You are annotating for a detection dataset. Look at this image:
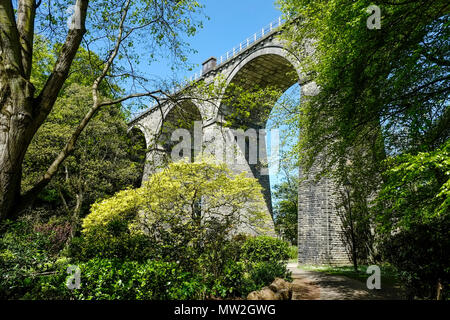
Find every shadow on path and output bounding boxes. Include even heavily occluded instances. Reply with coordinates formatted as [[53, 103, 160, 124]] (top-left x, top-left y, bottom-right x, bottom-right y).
[[287, 263, 405, 300]]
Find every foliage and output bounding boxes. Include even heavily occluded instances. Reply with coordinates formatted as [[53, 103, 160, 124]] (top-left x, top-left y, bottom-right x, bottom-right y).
[[273, 176, 298, 245], [70, 158, 283, 299], [204, 260, 253, 298], [30, 35, 115, 97], [0, 0, 206, 221], [278, 0, 449, 172], [22, 258, 204, 300], [288, 245, 298, 260], [68, 233, 155, 263], [22, 83, 145, 227], [220, 83, 286, 129], [199, 235, 292, 298], [242, 236, 290, 263], [0, 1, 296, 301], [2, 216, 291, 300], [248, 261, 292, 290], [193, 235, 292, 299], [336, 184, 376, 271], [379, 216, 450, 300], [374, 141, 450, 299], [374, 140, 450, 232], [0, 216, 70, 299], [277, 0, 449, 299], [73, 258, 202, 300], [45, 240, 291, 300], [240, 235, 293, 294]]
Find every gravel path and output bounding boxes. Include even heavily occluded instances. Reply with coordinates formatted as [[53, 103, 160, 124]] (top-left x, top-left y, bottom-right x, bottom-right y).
[[287, 263, 405, 300]]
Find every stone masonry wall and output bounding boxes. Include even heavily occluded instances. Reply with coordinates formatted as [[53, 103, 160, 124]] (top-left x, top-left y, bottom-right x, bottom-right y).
[[297, 165, 350, 265]]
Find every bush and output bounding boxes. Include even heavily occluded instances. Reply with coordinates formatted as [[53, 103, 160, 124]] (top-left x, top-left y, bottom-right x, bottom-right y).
[[0, 218, 61, 299], [380, 215, 450, 300], [20, 258, 206, 300], [288, 245, 298, 260], [21, 259, 75, 300], [238, 236, 292, 295], [67, 233, 156, 262], [3, 232, 293, 300], [50, 258, 204, 300], [248, 261, 292, 289], [78, 159, 271, 268], [242, 236, 290, 263], [206, 260, 250, 298]]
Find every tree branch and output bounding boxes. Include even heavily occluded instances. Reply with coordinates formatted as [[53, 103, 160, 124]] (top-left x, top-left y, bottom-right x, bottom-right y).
[[97, 90, 164, 107], [17, 0, 37, 79], [0, 0, 24, 75], [34, 0, 89, 125]]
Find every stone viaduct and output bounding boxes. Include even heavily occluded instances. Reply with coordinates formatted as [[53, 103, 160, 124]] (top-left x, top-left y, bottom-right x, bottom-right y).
[[128, 18, 349, 265]]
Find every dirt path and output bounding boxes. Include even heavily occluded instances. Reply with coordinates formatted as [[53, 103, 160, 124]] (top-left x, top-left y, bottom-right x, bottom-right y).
[[287, 263, 405, 300]]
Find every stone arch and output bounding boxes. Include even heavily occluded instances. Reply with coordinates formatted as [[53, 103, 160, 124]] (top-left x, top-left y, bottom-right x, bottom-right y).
[[154, 98, 206, 135], [225, 45, 303, 87], [154, 99, 204, 164], [214, 46, 303, 122], [127, 123, 151, 149]]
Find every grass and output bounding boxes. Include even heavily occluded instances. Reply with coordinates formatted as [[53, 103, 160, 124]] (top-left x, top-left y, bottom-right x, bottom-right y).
[[299, 264, 401, 288], [288, 245, 298, 261]]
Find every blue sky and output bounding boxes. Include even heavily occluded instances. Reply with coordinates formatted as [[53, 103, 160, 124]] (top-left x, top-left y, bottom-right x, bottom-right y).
[[148, 0, 283, 82], [184, 0, 283, 75]]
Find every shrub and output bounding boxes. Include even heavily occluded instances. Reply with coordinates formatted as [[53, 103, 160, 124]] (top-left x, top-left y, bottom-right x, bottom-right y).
[[70, 258, 204, 300], [380, 215, 450, 299], [206, 260, 260, 298], [248, 261, 292, 289], [79, 158, 271, 267], [67, 233, 156, 262], [4, 232, 293, 300], [288, 245, 298, 260], [21, 259, 75, 300], [20, 258, 206, 300], [238, 236, 292, 294], [0, 218, 59, 299], [242, 236, 290, 263]]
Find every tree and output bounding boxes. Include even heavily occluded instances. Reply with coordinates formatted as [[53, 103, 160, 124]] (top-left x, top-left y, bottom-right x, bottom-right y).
[[374, 141, 449, 299], [0, 0, 204, 221], [22, 83, 145, 235], [81, 156, 273, 270], [336, 182, 375, 272], [374, 140, 449, 233], [332, 139, 382, 271], [277, 0, 448, 175]]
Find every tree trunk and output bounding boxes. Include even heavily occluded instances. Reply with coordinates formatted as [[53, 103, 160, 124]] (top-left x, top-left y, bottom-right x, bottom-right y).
[[436, 279, 442, 300], [72, 190, 83, 230], [345, 188, 358, 272], [0, 74, 36, 221]]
